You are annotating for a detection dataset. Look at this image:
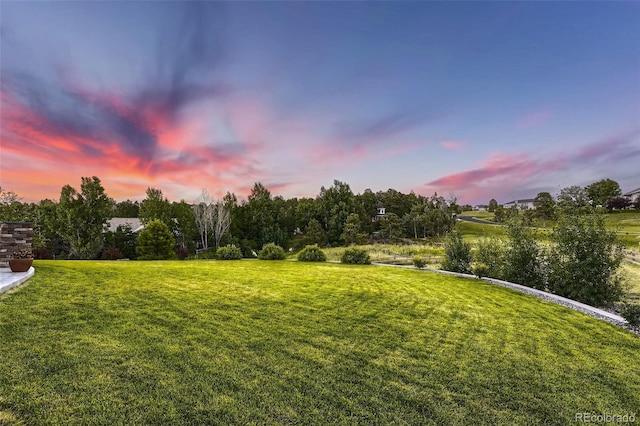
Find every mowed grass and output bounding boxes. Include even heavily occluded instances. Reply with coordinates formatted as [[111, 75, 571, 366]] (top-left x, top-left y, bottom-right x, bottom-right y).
[[457, 213, 640, 248], [605, 211, 640, 234], [1, 261, 639, 425]]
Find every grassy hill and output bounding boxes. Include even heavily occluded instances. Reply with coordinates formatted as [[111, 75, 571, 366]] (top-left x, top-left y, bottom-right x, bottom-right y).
[[459, 210, 640, 248], [1, 261, 638, 425]]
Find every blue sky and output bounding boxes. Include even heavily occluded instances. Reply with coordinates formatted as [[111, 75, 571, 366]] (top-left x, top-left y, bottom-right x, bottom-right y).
[[1, 1, 638, 204]]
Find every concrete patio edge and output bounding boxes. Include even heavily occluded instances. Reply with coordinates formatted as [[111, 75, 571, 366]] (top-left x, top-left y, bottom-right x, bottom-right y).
[[0, 267, 35, 295]]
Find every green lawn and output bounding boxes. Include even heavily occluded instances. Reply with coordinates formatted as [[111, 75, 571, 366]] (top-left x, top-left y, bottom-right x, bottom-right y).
[[1, 261, 639, 425], [605, 211, 640, 234], [456, 212, 640, 248], [455, 220, 507, 241], [622, 262, 640, 303]]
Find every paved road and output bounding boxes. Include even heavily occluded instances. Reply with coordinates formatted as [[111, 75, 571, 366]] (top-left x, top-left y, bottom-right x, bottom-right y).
[[457, 215, 502, 226]]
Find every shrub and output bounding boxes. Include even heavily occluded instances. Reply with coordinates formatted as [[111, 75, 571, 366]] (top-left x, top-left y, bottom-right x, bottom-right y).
[[441, 231, 472, 274], [341, 248, 371, 265], [217, 244, 243, 260], [136, 219, 176, 260], [239, 239, 258, 258], [475, 237, 506, 279], [102, 247, 124, 260], [258, 243, 286, 260], [413, 256, 426, 269], [473, 262, 489, 279], [621, 303, 640, 327], [174, 246, 190, 260], [503, 217, 546, 290], [197, 249, 217, 259], [104, 224, 137, 260], [298, 245, 327, 262], [547, 214, 624, 307], [32, 247, 52, 260]]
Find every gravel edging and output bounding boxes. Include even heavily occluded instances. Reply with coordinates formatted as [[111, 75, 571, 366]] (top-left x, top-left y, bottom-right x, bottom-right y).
[[371, 262, 639, 336]]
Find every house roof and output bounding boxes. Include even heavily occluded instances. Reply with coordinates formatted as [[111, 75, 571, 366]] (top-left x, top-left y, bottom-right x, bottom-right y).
[[503, 199, 535, 204], [107, 218, 144, 233], [623, 187, 640, 196]]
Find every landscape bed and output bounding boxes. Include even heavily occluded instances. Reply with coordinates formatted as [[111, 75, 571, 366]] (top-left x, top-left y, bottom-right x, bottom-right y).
[[0, 261, 638, 425]]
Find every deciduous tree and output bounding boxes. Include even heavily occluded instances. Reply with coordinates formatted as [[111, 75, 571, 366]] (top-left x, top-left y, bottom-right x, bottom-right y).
[[139, 188, 172, 228], [533, 191, 556, 225], [57, 177, 114, 259], [586, 178, 621, 207], [548, 213, 624, 306]]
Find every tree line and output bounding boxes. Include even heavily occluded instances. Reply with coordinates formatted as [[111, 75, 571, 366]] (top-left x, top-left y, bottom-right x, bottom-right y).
[[0, 177, 460, 260], [485, 178, 638, 225]]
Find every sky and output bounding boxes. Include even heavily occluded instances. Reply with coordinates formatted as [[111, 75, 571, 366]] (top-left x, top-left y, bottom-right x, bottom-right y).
[[1, 1, 639, 205]]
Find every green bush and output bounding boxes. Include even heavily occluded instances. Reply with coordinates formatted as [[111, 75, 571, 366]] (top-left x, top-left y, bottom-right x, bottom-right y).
[[441, 231, 472, 274], [547, 214, 624, 306], [341, 248, 371, 265], [258, 243, 286, 260], [413, 256, 426, 269], [621, 303, 640, 327], [216, 244, 243, 260], [475, 237, 506, 279], [473, 262, 489, 279], [197, 249, 217, 259], [297, 245, 327, 262], [239, 239, 258, 258], [503, 217, 546, 290]]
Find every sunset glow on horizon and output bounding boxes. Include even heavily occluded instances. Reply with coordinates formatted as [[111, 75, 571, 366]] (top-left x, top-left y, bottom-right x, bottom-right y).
[[1, 2, 638, 204]]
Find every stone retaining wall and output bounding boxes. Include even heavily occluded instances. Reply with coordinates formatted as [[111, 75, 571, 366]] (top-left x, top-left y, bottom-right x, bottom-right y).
[[0, 222, 33, 268]]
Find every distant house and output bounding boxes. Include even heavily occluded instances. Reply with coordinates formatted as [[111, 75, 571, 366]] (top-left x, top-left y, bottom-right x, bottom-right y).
[[623, 187, 640, 203], [473, 205, 488, 211], [502, 199, 535, 210], [107, 218, 144, 233], [372, 206, 386, 222]]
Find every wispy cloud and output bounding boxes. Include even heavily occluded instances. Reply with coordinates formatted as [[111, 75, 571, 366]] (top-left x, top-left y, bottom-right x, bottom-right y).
[[0, 3, 255, 201], [439, 140, 466, 151], [424, 130, 640, 204]]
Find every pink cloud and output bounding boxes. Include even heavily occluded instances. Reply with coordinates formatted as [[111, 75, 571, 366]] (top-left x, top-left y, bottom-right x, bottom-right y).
[[424, 130, 640, 204], [439, 140, 466, 151]]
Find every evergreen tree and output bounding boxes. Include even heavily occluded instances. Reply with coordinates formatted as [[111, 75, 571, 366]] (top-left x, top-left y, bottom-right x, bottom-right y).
[[341, 213, 367, 245], [139, 188, 172, 228], [136, 219, 175, 260], [302, 219, 327, 247], [379, 212, 403, 240]]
